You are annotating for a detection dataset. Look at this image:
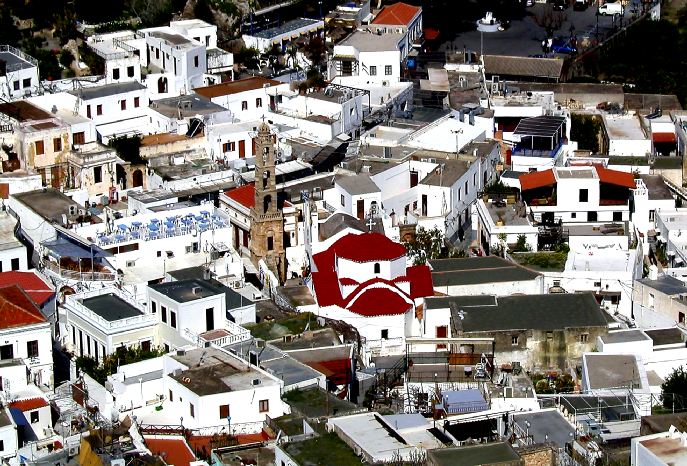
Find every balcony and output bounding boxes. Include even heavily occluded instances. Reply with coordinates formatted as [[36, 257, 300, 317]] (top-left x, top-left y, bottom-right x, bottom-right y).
[[207, 48, 233, 72], [43, 260, 116, 282], [65, 288, 156, 331], [183, 321, 251, 348]]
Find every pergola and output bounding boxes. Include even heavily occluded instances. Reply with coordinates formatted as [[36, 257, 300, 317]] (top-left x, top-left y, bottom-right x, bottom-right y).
[[513, 115, 566, 153]]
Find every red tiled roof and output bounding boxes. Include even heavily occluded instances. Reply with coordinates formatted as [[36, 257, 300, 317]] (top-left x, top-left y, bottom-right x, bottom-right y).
[[595, 166, 636, 189], [145, 437, 196, 466], [324, 232, 407, 264], [347, 287, 412, 316], [0, 285, 46, 329], [519, 169, 556, 191], [308, 359, 352, 385], [10, 397, 48, 412], [0, 271, 53, 306], [372, 2, 421, 26], [224, 183, 255, 209], [311, 271, 343, 307], [406, 265, 434, 298], [653, 132, 677, 143], [339, 277, 358, 286], [194, 77, 281, 99]]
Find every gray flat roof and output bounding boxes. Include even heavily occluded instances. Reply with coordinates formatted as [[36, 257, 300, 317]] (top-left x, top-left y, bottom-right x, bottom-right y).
[[645, 328, 686, 346], [260, 356, 322, 387], [640, 174, 674, 201], [420, 159, 470, 187], [335, 174, 380, 195], [637, 275, 687, 296], [430, 256, 540, 287], [14, 188, 100, 224], [338, 30, 403, 52], [512, 411, 574, 448], [70, 82, 146, 100], [150, 279, 224, 303], [428, 442, 520, 466], [601, 330, 650, 344], [150, 95, 226, 119], [81, 293, 143, 321], [585, 354, 640, 390], [150, 31, 193, 46], [0, 51, 34, 70], [252, 18, 321, 39], [427, 293, 608, 332]]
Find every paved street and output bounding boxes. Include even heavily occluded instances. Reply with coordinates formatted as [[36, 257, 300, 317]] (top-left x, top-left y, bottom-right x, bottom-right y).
[[442, 3, 630, 57]]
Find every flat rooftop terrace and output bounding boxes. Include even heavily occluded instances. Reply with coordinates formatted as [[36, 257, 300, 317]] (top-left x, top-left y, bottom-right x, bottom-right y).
[[81, 293, 144, 321]]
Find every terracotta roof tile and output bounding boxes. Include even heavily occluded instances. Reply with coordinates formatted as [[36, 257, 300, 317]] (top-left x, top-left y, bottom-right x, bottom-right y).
[[0, 285, 46, 329], [519, 169, 556, 191], [595, 166, 636, 189], [194, 77, 281, 99], [406, 265, 434, 298], [652, 132, 677, 143], [10, 397, 48, 412], [372, 2, 421, 26], [324, 232, 407, 264], [145, 437, 196, 466], [0, 271, 53, 306], [224, 183, 255, 209]]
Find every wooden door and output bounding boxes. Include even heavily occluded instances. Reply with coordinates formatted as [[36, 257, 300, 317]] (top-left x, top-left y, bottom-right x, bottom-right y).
[[436, 326, 447, 350], [51, 166, 61, 189], [356, 199, 364, 220], [238, 140, 245, 158]]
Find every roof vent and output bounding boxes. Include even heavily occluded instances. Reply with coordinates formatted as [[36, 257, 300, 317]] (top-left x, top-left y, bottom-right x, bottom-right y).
[[251, 378, 261, 385], [192, 286, 202, 295]]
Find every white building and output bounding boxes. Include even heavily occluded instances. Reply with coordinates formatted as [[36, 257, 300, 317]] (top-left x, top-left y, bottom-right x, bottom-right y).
[[0, 285, 53, 389], [309, 232, 433, 362], [330, 30, 405, 84], [632, 175, 675, 253], [87, 32, 143, 85], [519, 166, 635, 226], [162, 347, 285, 430], [656, 209, 687, 267], [369, 2, 423, 57], [242, 18, 324, 53], [0, 45, 39, 101], [69, 82, 150, 142], [631, 426, 687, 466], [602, 112, 652, 157], [62, 287, 158, 359], [194, 76, 290, 122], [0, 407, 18, 462]]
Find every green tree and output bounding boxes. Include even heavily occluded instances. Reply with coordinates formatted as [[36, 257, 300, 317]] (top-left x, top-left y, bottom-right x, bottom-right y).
[[571, 114, 601, 153], [403, 226, 465, 265], [234, 47, 259, 70], [59, 49, 75, 69], [662, 366, 687, 411], [77, 345, 166, 385]]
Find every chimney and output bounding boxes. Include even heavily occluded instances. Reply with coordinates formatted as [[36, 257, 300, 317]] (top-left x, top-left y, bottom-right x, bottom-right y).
[[649, 265, 658, 281]]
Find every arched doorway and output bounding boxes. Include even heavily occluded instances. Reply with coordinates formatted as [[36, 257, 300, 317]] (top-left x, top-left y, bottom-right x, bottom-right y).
[[157, 77, 168, 94], [116, 164, 127, 189], [132, 169, 143, 188]]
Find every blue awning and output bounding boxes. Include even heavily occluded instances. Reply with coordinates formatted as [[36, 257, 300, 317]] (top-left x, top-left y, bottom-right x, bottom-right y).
[[42, 237, 112, 259]]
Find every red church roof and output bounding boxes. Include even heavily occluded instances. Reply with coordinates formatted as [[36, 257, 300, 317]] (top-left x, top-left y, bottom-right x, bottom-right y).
[[519, 169, 556, 191], [0, 271, 53, 306], [0, 285, 46, 330], [406, 265, 434, 298], [595, 166, 637, 189], [653, 132, 677, 143], [372, 2, 421, 26], [316, 232, 407, 266], [224, 183, 255, 209], [10, 397, 48, 412], [347, 287, 412, 316]]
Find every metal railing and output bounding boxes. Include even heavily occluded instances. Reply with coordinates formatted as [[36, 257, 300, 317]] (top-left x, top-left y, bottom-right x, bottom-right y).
[[43, 260, 116, 282], [65, 288, 156, 331], [183, 322, 251, 348], [0, 45, 38, 70]]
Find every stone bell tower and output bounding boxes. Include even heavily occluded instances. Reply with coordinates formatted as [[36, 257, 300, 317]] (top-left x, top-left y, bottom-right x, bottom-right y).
[[249, 122, 285, 282]]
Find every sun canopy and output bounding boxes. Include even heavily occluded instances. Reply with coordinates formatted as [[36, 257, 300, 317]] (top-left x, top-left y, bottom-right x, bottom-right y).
[[42, 237, 112, 259], [514, 115, 566, 138]]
